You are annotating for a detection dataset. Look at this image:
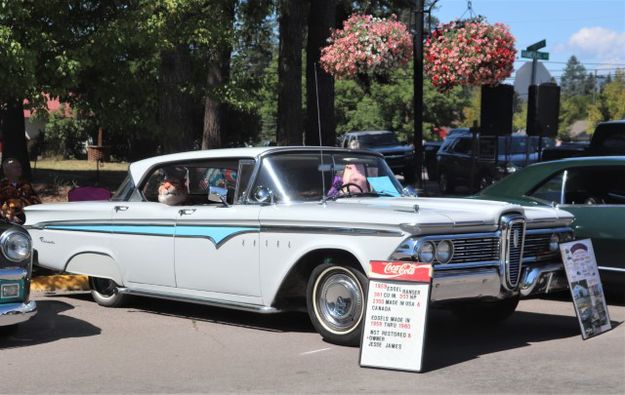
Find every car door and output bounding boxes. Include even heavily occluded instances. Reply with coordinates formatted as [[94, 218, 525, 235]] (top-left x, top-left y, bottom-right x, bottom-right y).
[[109, 201, 178, 287], [173, 159, 262, 297], [558, 166, 625, 285]]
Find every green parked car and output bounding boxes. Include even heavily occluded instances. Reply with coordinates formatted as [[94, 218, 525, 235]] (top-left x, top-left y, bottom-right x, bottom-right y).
[[476, 156, 625, 294]]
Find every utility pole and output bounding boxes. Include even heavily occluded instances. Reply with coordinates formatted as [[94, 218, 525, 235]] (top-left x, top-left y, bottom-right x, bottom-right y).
[[413, 0, 424, 186]]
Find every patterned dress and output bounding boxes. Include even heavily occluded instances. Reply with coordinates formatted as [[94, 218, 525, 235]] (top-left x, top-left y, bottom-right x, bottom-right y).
[[0, 178, 41, 224]]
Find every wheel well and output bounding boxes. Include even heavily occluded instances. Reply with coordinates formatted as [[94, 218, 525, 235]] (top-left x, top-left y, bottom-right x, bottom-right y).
[[271, 249, 363, 310]]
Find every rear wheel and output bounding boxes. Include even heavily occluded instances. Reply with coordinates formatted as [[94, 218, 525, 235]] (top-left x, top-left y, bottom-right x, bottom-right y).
[[451, 297, 519, 323], [89, 277, 128, 307], [306, 263, 367, 346]]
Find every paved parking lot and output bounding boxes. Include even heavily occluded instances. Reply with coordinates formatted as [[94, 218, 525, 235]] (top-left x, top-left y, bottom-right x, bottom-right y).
[[1, 293, 623, 394]]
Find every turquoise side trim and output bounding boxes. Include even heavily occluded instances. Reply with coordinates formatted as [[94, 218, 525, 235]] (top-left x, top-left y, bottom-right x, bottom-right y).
[[175, 226, 257, 244], [47, 224, 174, 236], [45, 224, 258, 246]]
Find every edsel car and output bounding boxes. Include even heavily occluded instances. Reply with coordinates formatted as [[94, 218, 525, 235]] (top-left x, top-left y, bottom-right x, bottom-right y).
[[26, 147, 574, 345], [0, 222, 37, 334]]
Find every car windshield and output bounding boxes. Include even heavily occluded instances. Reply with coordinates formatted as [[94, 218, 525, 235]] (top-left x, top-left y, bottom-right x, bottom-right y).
[[251, 152, 402, 203], [359, 133, 399, 147]]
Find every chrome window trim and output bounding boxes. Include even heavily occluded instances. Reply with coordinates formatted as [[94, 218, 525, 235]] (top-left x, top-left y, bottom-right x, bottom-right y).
[[597, 266, 625, 273]]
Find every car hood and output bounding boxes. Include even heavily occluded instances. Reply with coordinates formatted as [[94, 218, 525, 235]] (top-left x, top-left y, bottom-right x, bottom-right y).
[[259, 197, 574, 236]]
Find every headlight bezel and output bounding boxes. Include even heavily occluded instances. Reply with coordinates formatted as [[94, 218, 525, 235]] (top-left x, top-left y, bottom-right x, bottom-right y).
[[435, 240, 454, 264], [415, 240, 435, 263], [0, 229, 32, 263]]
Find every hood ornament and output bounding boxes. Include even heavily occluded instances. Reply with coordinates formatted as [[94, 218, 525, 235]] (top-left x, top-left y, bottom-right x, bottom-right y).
[[414, 204, 419, 213]]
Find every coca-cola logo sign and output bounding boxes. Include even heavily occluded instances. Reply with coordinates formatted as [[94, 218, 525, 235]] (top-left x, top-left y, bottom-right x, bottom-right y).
[[370, 260, 432, 282]]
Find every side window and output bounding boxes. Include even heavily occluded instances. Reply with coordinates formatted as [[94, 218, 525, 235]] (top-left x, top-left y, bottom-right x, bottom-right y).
[[452, 138, 472, 155], [564, 166, 625, 205], [528, 171, 564, 204], [141, 160, 242, 206]]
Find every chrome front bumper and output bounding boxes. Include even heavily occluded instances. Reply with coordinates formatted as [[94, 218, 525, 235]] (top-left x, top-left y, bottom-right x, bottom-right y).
[[430, 262, 568, 303], [0, 300, 37, 326]]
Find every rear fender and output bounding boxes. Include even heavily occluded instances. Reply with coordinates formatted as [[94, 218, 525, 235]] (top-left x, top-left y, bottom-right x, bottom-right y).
[[65, 252, 123, 285]]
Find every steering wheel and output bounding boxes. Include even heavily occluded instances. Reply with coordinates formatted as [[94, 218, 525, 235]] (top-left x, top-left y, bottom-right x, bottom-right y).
[[340, 182, 364, 196]]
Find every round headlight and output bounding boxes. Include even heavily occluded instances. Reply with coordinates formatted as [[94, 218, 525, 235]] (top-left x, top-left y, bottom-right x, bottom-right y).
[[436, 240, 454, 264], [549, 233, 560, 252], [1, 230, 32, 262], [415, 241, 435, 263]]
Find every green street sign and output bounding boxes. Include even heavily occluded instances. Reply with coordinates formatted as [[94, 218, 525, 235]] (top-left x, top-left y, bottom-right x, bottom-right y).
[[521, 50, 549, 60], [526, 39, 546, 51]]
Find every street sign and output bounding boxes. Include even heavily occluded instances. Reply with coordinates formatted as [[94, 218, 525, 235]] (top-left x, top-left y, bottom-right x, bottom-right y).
[[521, 50, 549, 60], [526, 39, 546, 51]]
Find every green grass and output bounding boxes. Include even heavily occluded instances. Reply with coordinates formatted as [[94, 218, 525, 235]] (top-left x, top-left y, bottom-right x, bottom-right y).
[[31, 159, 128, 172]]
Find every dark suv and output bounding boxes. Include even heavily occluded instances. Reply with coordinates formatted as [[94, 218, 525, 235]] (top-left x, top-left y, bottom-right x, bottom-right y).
[[339, 130, 417, 182], [436, 133, 554, 193]]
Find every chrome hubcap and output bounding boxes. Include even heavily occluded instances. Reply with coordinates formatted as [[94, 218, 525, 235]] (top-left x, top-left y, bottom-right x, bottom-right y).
[[315, 270, 363, 334]]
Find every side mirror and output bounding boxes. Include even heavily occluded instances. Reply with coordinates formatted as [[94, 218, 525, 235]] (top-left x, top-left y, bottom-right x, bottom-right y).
[[253, 186, 274, 204], [208, 186, 229, 206], [401, 186, 418, 197]]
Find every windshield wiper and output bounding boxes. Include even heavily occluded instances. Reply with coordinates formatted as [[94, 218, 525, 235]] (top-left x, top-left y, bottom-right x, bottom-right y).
[[323, 191, 396, 203]]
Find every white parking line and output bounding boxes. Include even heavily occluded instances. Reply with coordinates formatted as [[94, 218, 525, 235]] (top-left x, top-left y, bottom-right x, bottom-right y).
[[299, 347, 332, 356]]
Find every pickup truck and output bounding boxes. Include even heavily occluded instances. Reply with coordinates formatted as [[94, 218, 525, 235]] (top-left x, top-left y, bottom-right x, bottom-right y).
[[542, 120, 625, 161]]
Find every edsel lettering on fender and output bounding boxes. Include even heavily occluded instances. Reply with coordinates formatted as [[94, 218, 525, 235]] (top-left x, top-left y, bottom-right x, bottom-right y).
[[25, 146, 575, 346]]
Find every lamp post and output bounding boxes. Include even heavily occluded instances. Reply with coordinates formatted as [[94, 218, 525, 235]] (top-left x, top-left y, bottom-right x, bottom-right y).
[[413, 0, 425, 186]]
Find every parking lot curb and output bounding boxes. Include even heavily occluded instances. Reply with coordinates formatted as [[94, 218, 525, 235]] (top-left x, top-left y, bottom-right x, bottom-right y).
[[31, 275, 90, 292]]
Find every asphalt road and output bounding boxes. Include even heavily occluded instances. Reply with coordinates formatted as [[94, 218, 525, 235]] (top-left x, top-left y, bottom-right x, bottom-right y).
[[1, 293, 623, 394]]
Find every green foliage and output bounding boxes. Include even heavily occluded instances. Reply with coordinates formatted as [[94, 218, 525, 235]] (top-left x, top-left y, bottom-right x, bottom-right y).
[[41, 112, 91, 159], [560, 56, 594, 97], [335, 66, 469, 142], [587, 69, 625, 128]]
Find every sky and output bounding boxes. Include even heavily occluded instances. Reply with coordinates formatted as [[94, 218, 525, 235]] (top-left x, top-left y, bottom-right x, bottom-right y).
[[433, 0, 625, 82]]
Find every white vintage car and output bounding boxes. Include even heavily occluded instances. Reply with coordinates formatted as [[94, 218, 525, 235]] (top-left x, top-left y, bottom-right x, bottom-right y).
[[26, 147, 574, 345]]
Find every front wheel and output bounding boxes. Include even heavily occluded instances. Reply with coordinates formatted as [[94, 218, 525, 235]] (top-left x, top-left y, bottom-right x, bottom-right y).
[[89, 277, 128, 307], [306, 264, 368, 346]]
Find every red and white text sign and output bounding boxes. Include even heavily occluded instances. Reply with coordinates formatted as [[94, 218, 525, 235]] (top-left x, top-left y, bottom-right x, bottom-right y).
[[360, 261, 432, 373]]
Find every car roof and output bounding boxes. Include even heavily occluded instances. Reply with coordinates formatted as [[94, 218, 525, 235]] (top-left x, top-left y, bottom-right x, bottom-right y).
[[599, 119, 625, 125], [478, 156, 625, 198], [128, 146, 382, 183], [346, 130, 394, 136]]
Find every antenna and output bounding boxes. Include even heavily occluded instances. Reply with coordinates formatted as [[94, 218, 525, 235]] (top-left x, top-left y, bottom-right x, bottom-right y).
[[314, 63, 327, 199]]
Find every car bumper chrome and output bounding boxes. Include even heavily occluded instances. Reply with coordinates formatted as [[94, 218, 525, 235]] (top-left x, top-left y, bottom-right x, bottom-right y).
[[0, 300, 37, 326], [430, 261, 568, 303]]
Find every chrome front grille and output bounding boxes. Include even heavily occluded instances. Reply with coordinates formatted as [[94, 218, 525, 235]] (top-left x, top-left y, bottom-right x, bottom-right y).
[[501, 215, 526, 290], [450, 237, 500, 263]]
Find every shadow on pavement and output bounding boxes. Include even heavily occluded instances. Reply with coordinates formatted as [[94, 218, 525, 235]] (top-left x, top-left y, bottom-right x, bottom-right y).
[[0, 300, 101, 349], [91, 294, 316, 334], [424, 308, 621, 371]]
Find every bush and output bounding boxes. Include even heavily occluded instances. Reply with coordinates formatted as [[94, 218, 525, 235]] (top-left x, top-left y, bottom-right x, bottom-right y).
[[41, 112, 91, 159]]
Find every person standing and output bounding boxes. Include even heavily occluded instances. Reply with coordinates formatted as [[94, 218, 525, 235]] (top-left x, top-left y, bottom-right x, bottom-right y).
[[0, 158, 41, 224]]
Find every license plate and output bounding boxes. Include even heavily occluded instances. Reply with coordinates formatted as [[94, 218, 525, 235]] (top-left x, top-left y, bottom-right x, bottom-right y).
[[1, 283, 20, 298]]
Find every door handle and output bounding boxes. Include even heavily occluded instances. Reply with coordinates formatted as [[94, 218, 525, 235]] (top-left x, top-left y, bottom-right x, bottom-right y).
[[179, 208, 196, 216], [115, 206, 129, 212]]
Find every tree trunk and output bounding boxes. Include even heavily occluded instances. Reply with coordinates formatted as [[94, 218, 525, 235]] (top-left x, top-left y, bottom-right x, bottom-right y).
[[158, 45, 196, 153], [305, 0, 337, 147], [277, 0, 304, 146], [202, 1, 235, 150], [0, 99, 32, 180]]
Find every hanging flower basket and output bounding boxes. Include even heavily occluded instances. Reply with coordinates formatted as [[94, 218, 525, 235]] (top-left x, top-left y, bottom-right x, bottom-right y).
[[424, 17, 516, 92], [320, 14, 413, 81]]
